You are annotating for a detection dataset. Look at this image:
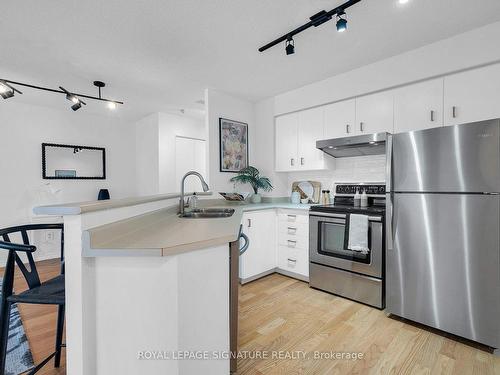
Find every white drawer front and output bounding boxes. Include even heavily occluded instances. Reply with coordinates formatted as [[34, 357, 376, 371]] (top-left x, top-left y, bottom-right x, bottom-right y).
[[278, 235, 309, 250], [278, 211, 309, 224], [277, 246, 309, 277], [278, 221, 309, 238]]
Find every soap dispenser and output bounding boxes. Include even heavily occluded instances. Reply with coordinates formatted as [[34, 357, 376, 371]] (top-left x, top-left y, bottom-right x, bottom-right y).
[[361, 189, 368, 207], [354, 188, 361, 207]]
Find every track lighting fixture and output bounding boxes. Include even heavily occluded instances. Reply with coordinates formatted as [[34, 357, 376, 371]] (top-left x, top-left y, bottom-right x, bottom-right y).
[[259, 0, 361, 54], [0, 80, 22, 99], [336, 11, 347, 32], [285, 36, 295, 55], [0, 78, 123, 110], [60, 86, 86, 111]]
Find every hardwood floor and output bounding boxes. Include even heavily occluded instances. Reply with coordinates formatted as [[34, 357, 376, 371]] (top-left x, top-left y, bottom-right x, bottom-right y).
[[4, 262, 500, 374], [237, 273, 500, 375]]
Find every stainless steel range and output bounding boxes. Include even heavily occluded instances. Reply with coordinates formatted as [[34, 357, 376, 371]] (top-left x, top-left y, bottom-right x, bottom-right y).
[[309, 183, 386, 309]]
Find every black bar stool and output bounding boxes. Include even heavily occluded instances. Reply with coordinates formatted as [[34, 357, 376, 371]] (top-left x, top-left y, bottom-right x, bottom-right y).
[[0, 224, 65, 375]]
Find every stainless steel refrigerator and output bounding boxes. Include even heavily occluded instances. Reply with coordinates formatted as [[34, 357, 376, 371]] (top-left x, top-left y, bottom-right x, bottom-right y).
[[386, 119, 500, 350]]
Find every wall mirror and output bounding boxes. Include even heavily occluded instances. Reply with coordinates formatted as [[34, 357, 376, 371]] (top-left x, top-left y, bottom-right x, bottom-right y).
[[42, 143, 106, 179]]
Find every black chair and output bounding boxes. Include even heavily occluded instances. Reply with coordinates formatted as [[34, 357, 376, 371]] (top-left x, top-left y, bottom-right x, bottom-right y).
[[0, 224, 65, 375]]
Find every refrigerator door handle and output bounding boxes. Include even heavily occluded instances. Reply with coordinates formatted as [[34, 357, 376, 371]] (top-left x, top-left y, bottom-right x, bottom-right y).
[[386, 193, 394, 252], [385, 134, 393, 194]]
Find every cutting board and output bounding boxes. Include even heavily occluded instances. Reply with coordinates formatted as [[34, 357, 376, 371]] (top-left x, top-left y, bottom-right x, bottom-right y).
[[291, 181, 321, 203]]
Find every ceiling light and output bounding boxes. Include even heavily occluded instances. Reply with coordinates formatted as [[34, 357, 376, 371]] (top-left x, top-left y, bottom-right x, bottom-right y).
[[399, 0, 409, 3], [285, 36, 295, 55], [336, 11, 347, 32], [0, 80, 22, 99], [60, 86, 86, 111], [71, 102, 82, 111], [107, 101, 117, 110]]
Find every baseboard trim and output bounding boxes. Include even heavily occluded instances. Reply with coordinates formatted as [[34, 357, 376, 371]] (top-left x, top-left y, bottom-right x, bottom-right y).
[[240, 268, 309, 284]]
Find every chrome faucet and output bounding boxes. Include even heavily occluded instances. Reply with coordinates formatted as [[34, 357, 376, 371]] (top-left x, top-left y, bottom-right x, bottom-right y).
[[179, 171, 210, 216]]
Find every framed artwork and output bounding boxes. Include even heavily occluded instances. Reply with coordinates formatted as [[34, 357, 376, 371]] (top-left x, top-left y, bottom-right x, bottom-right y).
[[219, 118, 248, 173]]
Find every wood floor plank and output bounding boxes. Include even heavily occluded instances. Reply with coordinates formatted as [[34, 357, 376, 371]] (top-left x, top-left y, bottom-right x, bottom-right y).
[[3, 263, 500, 375]]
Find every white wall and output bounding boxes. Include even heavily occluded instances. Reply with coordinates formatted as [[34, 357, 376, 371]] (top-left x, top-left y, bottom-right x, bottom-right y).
[[254, 97, 288, 197], [205, 89, 256, 194], [158, 112, 207, 193], [275, 21, 500, 115], [135, 112, 206, 195], [0, 101, 136, 259]]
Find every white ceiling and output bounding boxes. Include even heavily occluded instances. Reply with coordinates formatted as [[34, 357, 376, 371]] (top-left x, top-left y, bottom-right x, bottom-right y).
[[2, 0, 500, 121]]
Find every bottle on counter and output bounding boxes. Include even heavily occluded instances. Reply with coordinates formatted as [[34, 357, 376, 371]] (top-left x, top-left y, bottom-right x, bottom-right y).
[[360, 189, 368, 207], [325, 190, 331, 205], [189, 192, 198, 210], [354, 188, 361, 207]]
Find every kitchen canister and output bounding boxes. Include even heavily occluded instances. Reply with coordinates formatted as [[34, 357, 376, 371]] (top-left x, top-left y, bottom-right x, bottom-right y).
[[291, 191, 301, 204]]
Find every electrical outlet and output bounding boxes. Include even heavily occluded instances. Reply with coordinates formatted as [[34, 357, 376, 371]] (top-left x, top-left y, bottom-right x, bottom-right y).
[[46, 231, 55, 242]]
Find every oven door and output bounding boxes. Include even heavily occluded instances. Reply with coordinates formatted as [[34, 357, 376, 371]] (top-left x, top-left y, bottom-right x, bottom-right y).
[[309, 213, 383, 278]]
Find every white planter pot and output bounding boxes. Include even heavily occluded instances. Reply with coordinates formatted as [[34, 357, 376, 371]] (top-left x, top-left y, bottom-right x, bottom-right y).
[[250, 193, 262, 204]]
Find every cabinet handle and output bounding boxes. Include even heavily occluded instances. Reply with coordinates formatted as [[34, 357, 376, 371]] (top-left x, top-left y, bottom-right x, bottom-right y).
[[452, 106, 457, 118], [346, 124, 350, 134], [287, 258, 297, 263], [360, 122, 364, 132], [300, 157, 304, 166], [287, 214, 296, 220], [287, 227, 297, 234], [430, 110, 435, 122], [247, 218, 251, 228], [287, 240, 297, 247], [290, 158, 295, 166]]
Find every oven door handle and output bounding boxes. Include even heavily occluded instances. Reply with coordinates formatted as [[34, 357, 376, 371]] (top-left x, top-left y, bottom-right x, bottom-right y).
[[310, 212, 382, 222]]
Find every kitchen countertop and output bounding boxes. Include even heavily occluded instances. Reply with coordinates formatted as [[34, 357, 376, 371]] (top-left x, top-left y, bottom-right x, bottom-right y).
[[82, 199, 312, 257], [32, 191, 213, 216]]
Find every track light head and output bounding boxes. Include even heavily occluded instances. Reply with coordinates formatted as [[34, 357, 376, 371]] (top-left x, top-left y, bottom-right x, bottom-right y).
[[285, 36, 295, 55], [66, 93, 79, 104], [336, 11, 347, 32], [71, 101, 82, 111], [0, 80, 22, 99], [107, 101, 117, 110]]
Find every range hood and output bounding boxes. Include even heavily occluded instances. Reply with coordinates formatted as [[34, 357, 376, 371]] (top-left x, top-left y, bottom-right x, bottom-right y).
[[316, 132, 388, 158]]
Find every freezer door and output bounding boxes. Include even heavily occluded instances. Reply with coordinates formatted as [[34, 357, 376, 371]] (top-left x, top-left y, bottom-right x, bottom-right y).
[[392, 119, 500, 193], [387, 193, 500, 348]]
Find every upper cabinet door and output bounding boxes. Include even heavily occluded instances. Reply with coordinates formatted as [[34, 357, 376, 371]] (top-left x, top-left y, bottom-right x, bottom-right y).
[[275, 113, 298, 172], [444, 63, 500, 126], [356, 91, 394, 134], [324, 99, 356, 139], [298, 107, 325, 170], [394, 78, 444, 133]]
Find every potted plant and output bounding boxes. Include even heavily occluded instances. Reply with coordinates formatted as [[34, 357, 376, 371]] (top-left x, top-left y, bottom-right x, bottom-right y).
[[230, 166, 273, 203]]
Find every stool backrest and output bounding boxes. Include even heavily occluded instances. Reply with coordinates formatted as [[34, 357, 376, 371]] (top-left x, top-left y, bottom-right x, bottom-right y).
[[0, 224, 64, 298]]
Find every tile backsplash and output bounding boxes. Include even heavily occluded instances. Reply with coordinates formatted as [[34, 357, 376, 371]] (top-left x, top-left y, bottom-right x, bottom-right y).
[[287, 155, 386, 195]]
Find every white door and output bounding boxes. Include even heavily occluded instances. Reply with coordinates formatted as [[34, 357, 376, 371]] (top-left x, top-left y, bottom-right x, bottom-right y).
[[175, 137, 207, 192], [394, 78, 444, 133], [239, 210, 276, 281], [275, 113, 298, 172], [444, 63, 500, 126], [324, 99, 356, 139], [297, 107, 325, 170], [356, 91, 394, 134]]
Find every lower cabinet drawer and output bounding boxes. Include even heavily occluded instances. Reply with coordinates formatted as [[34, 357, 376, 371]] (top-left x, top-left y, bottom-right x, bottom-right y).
[[277, 246, 308, 277], [277, 235, 308, 250]]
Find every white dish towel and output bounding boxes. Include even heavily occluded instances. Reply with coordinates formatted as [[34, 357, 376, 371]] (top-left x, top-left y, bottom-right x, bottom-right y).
[[347, 214, 370, 254]]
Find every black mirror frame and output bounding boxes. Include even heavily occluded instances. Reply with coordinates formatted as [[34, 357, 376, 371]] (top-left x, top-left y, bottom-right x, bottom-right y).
[[41, 143, 106, 180]]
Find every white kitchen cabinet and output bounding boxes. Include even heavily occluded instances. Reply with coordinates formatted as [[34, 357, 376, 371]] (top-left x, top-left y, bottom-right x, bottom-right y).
[[297, 107, 325, 170], [239, 210, 277, 282], [444, 63, 500, 126], [175, 136, 207, 192], [275, 108, 325, 172], [394, 78, 444, 133], [324, 99, 356, 139], [275, 113, 298, 172], [276, 210, 309, 279], [355, 91, 394, 134]]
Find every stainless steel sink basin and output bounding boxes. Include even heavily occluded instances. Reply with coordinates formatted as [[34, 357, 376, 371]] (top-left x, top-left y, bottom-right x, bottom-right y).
[[179, 208, 235, 219]]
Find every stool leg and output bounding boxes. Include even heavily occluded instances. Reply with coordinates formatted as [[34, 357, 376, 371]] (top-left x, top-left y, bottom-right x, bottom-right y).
[[54, 305, 65, 368], [0, 301, 12, 375]]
